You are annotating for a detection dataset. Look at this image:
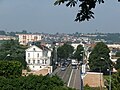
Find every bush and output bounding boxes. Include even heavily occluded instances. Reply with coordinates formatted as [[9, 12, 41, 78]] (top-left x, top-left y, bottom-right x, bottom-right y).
[[0, 61, 22, 78]]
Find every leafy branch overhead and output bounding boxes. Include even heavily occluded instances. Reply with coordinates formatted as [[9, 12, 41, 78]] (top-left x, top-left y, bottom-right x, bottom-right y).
[[54, 0, 105, 22]]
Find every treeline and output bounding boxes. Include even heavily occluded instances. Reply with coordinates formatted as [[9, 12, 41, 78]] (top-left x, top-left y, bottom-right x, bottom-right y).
[[0, 60, 75, 90], [0, 30, 41, 36], [95, 33, 120, 44], [0, 74, 76, 90], [0, 30, 28, 36], [0, 64, 75, 90]]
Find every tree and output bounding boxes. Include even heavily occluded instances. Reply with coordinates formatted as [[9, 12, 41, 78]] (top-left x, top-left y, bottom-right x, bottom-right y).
[[0, 74, 75, 90], [88, 42, 112, 73], [7, 31, 16, 36], [115, 51, 120, 57], [0, 61, 22, 78], [22, 30, 27, 34], [0, 39, 28, 68], [114, 58, 120, 70], [111, 69, 120, 90], [0, 30, 6, 35], [57, 43, 74, 60], [54, 0, 119, 22], [73, 44, 84, 62]]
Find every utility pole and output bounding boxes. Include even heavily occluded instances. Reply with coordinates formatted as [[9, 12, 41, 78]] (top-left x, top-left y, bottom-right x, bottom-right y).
[[100, 67, 102, 90], [101, 57, 111, 90]]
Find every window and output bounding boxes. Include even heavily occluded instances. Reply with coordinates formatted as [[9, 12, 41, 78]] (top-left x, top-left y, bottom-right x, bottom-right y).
[[28, 53, 30, 57], [23, 41, 25, 43], [34, 36, 38, 40], [37, 53, 39, 57], [45, 60, 47, 64], [28, 60, 30, 63], [33, 48, 35, 51], [42, 60, 44, 64], [37, 60, 40, 64], [23, 36, 26, 39], [33, 60, 35, 64]]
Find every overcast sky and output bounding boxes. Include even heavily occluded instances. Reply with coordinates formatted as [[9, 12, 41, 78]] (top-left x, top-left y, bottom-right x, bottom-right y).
[[0, 0, 119, 34]]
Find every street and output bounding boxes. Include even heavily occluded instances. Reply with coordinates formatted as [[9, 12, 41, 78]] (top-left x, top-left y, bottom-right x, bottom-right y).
[[53, 65, 82, 90]]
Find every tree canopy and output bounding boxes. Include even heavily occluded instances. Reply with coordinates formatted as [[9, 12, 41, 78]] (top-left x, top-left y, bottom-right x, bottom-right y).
[[73, 44, 84, 62], [57, 43, 74, 60], [0, 75, 75, 90], [54, 0, 119, 22], [115, 51, 120, 57], [0, 61, 22, 78], [88, 42, 112, 73], [0, 39, 28, 68], [111, 69, 120, 90], [114, 58, 120, 70]]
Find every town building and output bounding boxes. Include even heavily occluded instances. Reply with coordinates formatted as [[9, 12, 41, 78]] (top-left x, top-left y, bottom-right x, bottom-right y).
[[16, 34, 42, 45], [25, 45, 52, 75], [0, 35, 16, 40]]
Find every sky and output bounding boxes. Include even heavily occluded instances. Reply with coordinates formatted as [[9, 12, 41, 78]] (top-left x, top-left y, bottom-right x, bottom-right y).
[[0, 0, 119, 34]]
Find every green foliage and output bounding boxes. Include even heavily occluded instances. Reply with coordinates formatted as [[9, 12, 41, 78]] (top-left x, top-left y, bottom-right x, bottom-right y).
[[95, 33, 120, 44], [0, 61, 22, 78], [116, 52, 120, 57], [88, 42, 112, 73], [84, 84, 106, 90], [0, 39, 28, 68], [57, 43, 74, 60], [111, 70, 120, 90], [0, 75, 75, 90], [114, 58, 120, 70], [54, 0, 105, 22], [0, 30, 6, 35], [84, 84, 97, 90], [73, 44, 84, 62]]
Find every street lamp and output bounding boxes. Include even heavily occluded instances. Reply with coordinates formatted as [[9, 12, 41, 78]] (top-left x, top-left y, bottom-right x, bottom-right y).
[[101, 57, 111, 90], [3, 54, 10, 60], [80, 50, 85, 90]]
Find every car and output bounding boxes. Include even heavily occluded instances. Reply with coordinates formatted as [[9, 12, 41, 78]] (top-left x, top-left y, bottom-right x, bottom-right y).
[[61, 66, 66, 71], [72, 65, 77, 69]]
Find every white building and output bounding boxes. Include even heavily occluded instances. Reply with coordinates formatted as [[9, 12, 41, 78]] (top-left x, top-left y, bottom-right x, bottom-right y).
[[25, 45, 52, 72], [107, 44, 120, 49], [107, 44, 120, 62], [17, 34, 42, 45], [0, 35, 16, 40]]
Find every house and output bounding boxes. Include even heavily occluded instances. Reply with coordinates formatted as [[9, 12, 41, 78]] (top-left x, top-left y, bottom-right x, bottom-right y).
[[25, 45, 52, 74]]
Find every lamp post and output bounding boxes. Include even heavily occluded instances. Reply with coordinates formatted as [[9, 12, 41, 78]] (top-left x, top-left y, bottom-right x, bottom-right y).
[[80, 50, 84, 90], [101, 57, 111, 90], [3, 54, 10, 60], [80, 50, 84, 64]]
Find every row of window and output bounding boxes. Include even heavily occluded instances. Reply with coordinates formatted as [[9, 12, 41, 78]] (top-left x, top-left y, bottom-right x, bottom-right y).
[[23, 36, 38, 40], [28, 52, 47, 57], [28, 59, 47, 64], [32, 66, 42, 68], [28, 53, 40, 57]]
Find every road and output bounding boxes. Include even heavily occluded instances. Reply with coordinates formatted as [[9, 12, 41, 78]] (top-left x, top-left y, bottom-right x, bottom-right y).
[[53, 65, 82, 90], [68, 68, 82, 90]]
